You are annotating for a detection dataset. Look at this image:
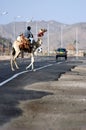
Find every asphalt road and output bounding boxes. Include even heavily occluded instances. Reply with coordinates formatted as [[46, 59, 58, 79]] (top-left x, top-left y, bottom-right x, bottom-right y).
[[0, 56, 56, 82], [0, 56, 84, 130], [0, 56, 77, 85]]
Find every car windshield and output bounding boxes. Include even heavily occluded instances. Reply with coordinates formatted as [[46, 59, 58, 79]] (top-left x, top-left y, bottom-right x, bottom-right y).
[[57, 48, 66, 52]]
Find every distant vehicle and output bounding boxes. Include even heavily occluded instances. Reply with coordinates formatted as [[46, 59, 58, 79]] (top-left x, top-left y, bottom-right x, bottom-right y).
[[56, 48, 67, 60]]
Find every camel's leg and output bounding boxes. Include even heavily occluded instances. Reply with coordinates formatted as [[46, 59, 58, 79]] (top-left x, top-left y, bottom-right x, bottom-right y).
[[11, 57, 19, 71], [31, 53, 34, 70], [13, 51, 20, 69], [14, 58, 19, 69], [13, 51, 20, 60], [10, 50, 20, 71], [26, 53, 34, 70], [10, 56, 15, 71], [26, 62, 33, 70]]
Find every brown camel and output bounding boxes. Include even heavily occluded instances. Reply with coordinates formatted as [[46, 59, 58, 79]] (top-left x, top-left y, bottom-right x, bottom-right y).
[[10, 29, 47, 71]]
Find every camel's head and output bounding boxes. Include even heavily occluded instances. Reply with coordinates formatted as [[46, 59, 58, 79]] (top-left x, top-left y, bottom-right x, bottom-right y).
[[37, 28, 47, 37], [41, 28, 47, 33]]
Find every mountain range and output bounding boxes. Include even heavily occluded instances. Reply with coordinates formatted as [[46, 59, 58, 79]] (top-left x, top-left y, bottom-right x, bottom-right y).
[[0, 20, 86, 52]]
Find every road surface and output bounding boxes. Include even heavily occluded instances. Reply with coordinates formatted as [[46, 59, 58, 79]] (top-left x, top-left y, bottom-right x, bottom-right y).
[[0, 56, 86, 130]]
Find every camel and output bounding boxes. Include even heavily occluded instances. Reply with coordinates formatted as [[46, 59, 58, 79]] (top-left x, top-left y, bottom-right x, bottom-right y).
[[10, 28, 47, 71]]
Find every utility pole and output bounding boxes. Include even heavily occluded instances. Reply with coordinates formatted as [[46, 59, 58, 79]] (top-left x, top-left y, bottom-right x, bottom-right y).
[[60, 25, 63, 48], [75, 27, 79, 59], [47, 23, 50, 56]]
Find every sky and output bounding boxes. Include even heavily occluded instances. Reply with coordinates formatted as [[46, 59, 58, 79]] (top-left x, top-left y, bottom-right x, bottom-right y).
[[0, 0, 86, 25]]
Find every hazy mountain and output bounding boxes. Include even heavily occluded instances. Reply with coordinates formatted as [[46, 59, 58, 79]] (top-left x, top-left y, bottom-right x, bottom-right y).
[[0, 20, 86, 52]]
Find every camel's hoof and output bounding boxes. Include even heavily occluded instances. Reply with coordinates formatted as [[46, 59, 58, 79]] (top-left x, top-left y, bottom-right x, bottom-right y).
[[26, 67, 28, 70], [33, 69, 36, 72], [12, 68, 15, 71]]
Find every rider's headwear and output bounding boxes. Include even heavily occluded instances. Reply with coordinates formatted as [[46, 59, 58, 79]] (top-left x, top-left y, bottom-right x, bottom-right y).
[[27, 26, 31, 30]]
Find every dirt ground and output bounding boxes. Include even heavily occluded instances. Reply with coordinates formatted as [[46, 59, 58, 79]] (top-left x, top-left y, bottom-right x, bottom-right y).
[[0, 62, 86, 130], [0, 56, 10, 60]]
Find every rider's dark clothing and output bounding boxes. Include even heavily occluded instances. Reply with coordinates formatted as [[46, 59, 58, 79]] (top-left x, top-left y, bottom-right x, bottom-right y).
[[23, 29, 33, 39], [23, 27, 34, 44]]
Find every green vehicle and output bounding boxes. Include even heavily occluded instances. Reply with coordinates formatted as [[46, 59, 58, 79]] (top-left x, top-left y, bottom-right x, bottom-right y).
[[56, 48, 67, 60]]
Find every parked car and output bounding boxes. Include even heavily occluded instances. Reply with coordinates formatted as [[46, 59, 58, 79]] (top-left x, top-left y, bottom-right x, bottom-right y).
[[56, 48, 67, 60]]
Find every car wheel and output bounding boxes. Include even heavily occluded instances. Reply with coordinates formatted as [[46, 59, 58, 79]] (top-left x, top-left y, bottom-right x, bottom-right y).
[[56, 56, 58, 61], [65, 56, 67, 60]]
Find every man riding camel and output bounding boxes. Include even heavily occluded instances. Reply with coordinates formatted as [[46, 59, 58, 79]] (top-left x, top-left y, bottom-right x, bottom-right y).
[[13, 26, 34, 58], [23, 26, 34, 44], [13, 27, 47, 58]]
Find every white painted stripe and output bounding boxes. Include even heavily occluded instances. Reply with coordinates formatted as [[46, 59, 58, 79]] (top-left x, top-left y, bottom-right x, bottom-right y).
[[56, 62, 62, 64], [34, 64, 53, 71], [0, 62, 63, 86], [0, 70, 31, 87]]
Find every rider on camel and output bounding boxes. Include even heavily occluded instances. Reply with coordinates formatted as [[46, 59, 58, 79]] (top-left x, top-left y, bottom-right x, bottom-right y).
[[23, 26, 34, 44]]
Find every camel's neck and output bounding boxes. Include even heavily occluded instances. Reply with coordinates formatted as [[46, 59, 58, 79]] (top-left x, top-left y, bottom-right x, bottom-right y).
[[37, 38, 42, 46], [30, 38, 42, 53]]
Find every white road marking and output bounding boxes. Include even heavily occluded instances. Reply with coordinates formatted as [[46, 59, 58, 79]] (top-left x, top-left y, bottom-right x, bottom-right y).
[[0, 61, 63, 87], [0, 70, 29, 86], [34, 64, 53, 71]]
